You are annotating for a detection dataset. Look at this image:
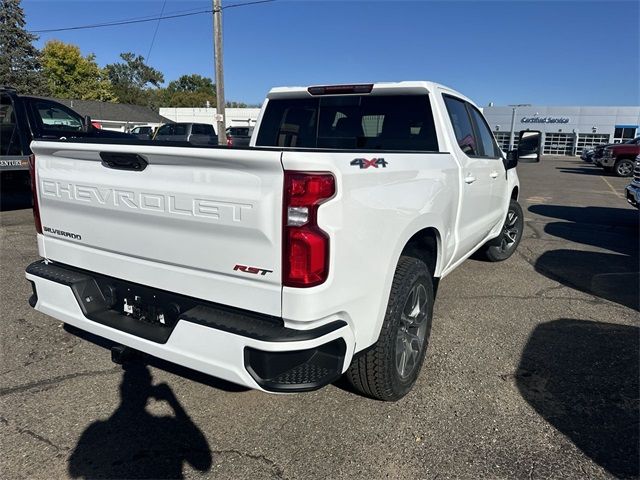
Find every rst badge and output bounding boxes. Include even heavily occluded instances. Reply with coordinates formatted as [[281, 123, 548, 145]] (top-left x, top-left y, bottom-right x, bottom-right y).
[[350, 158, 388, 169], [233, 264, 273, 276]]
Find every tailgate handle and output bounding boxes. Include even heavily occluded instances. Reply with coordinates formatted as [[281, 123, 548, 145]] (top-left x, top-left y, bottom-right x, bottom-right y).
[[100, 152, 148, 172]]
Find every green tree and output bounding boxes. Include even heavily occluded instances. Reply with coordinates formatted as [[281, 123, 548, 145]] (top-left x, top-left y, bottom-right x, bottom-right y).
[[41, 40, 116, 101], [105, 52, 164, 106], [0, 0, 48, 94], [226, 101, 248, 108], [163, 74, 216, 107]]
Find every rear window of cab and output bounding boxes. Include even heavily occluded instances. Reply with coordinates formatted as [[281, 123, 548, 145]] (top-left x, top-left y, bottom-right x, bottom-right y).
[[256, 94, 439, 151]]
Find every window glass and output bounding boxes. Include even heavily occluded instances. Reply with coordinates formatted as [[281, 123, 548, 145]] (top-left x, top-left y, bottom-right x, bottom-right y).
[[156, 124, 173, 135], [444, 96, 477, 156], [174, 124, 187, 136], [468, 106, 500, 158], [228, 127, 249, 136], [33, 100, 83, 132], [256, 94, 439, 151], [191, 124, 205, 135], [0, 94, 22, 155]]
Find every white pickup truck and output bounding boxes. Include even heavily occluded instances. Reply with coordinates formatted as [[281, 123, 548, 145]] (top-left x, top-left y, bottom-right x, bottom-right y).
[[25, 81, 538, 401]]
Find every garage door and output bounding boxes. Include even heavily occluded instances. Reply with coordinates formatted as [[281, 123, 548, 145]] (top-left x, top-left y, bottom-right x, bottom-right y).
[[543, 133, 575, 155], [576, 134, 610, 155]]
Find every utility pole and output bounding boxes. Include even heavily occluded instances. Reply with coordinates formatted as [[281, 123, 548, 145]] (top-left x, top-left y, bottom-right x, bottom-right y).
[[213, 0, 226, 145], [508, 104, 531, 150]]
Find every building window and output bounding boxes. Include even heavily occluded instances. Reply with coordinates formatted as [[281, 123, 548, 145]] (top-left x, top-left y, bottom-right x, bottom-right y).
[[543, 133, 575, 155], [576, 133, 610, 154], [613, 127, 637, 143]]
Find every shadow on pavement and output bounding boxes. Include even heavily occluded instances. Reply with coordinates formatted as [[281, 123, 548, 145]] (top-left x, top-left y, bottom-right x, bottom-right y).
[[556, 166, 611, 176], [68, 363, 212, 479], [528, 205, 639, 310], [516, 319, 639, 479], [528, 205, 639, 230]]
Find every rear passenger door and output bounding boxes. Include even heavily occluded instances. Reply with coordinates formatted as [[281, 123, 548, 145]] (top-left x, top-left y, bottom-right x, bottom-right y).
[[443, 95, 496, 262]]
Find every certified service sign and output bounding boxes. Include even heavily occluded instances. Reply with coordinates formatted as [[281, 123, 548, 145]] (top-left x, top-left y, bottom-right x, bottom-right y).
[[521, 116, 570, 124]]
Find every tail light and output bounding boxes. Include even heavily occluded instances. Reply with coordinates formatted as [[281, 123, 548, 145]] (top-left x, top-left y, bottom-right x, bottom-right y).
[[283, 171, 335, 287], [227, 136, 233, 146], [28, 154, 42, 234]]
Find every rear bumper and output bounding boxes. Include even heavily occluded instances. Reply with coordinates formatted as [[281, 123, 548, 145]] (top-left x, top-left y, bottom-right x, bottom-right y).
[[626, 183, 640, 208], [26, 260, 355, 393]]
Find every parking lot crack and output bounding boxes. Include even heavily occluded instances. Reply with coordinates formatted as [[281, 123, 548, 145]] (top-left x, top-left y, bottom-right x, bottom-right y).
[[213, 449, 287, 479], [1, 415, 68, 454], [0, 367, 120, 397]]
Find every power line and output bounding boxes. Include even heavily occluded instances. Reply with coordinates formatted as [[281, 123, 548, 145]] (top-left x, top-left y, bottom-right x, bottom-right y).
[[223, 0, 276, 10], [29, 10, 211, 34], [146, 0, 168, 61], [29, 1, 277, 34]]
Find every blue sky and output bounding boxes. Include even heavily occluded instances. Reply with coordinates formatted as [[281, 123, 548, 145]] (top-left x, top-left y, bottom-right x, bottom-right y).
[[24, 0, 639, 106]]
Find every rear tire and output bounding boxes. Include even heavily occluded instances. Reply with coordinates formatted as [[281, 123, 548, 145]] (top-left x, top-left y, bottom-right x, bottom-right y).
[[481, 199, 524, 262], [345, 256, 434, 401], [613, 158, 634, 177]]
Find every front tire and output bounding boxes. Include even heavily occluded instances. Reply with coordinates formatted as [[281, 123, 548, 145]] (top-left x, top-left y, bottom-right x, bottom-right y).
[[345, 256, 434, 401], [614, 158, 634, 177], [481, 199, 524, 262]]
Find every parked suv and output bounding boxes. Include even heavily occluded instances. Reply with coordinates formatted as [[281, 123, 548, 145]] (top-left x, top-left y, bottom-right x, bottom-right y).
[[154, 122, 218, 146]]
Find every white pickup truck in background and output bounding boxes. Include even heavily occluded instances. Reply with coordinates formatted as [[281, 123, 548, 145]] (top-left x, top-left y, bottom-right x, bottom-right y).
[[25, 81, 538, 400]]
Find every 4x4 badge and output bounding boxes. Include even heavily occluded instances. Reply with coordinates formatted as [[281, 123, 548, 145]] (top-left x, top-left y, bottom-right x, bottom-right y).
[[350, 158, 388, 169]]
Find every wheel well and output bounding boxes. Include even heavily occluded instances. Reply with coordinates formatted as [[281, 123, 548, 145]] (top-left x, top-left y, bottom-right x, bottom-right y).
[[511, 186, 519, 200], [401, 228, 440, 278]]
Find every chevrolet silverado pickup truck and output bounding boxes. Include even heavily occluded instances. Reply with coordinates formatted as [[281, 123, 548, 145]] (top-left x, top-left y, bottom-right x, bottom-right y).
[[594, 137, 640, 176], [0, 86, 132, 188], [25, 82, 537, 401]]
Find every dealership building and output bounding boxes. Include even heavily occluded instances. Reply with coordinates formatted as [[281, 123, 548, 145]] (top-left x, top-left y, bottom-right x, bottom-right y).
[[482, 106, 640, 155]]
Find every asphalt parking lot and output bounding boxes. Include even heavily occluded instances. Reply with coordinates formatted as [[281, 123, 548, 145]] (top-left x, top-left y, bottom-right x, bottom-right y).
[[1, 156, 638, 479]]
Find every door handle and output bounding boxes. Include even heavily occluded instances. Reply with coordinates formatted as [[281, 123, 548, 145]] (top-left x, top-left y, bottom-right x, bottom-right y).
[[464, 174, 476, 184], [490, 171, 499, 179]]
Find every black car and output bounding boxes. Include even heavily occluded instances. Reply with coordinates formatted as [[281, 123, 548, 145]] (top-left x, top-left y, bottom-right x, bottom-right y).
[[1, 86, 133, 187]]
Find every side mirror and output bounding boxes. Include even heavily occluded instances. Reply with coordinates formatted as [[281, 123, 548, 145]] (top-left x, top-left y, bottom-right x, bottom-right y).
[[505, 149, 518, 170], [517, 130, 542, 163]]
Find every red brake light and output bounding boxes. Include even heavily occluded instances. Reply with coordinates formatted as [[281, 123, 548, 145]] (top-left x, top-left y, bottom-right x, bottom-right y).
[[227, 136, 233, 146], [307, 84, 373, 96], [28, 154, 42, 234], [283, 172, 335, 287]]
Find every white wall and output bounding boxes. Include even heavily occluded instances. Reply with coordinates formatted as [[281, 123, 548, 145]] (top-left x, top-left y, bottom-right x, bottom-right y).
[[158, 107, 261, 128]]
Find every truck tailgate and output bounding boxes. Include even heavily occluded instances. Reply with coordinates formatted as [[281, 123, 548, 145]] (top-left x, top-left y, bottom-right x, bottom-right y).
[[31, 141, 284, 316]]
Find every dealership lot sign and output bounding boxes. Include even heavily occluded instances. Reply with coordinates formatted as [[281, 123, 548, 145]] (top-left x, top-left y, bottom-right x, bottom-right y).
[[521, 116, 570, 124]]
